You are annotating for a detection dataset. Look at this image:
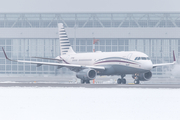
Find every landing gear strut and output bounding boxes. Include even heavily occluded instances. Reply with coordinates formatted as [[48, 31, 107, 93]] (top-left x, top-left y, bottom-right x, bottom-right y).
[[117, 74, 126, 84]]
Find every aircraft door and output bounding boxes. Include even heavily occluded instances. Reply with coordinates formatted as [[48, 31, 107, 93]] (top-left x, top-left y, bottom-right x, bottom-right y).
[[127, 53, 133, 59]]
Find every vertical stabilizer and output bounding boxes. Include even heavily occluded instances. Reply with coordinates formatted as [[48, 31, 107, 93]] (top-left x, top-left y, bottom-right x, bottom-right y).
[[58, 23, 76, 55]]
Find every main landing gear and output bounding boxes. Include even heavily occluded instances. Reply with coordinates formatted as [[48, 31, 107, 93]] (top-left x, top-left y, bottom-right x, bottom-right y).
[[80, 79, 90, 84], [117, 74, 126, 84]]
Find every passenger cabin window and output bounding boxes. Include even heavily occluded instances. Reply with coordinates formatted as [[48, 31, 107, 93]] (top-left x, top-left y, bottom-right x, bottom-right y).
[[134, 57, 150, 60]]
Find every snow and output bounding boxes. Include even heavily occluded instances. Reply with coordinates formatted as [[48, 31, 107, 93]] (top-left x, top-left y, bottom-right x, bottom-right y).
[[0, 87, 179, 120]]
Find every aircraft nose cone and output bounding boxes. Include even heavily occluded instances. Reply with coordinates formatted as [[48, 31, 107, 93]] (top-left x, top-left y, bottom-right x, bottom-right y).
[[144, 61, 153, 70], [141, 61, 153, 70]]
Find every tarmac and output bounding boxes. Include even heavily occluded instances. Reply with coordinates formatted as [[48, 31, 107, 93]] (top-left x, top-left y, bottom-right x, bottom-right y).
[[0, 76, 180, 88], [0, 83, 179, 88]]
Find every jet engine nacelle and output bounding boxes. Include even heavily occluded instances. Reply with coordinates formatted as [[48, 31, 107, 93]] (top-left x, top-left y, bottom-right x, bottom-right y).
[[133, 71, 152, 81], [76, 69, 97, 80]]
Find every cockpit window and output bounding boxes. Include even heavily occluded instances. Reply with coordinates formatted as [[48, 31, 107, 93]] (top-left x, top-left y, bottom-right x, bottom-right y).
[[134, 57, 150, 60], [142, 57, 146, 60], [135, 57, 139, 60]]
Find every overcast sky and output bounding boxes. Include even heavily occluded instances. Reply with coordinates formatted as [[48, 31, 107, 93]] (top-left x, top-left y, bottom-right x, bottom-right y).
[[0, 0, 180, 13]]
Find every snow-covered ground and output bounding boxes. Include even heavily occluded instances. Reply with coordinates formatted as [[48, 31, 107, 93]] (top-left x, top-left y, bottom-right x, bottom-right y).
[[0, 87, 179, 120]]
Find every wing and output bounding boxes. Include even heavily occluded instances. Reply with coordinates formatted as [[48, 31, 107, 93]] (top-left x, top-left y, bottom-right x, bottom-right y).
[[153, 51, 176, 68], [2, 48, 105, 72], [31, 56, 62, 62], [153, 62, 176, 68]]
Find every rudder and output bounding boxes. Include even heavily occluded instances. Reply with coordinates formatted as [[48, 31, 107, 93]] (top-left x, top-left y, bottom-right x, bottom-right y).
[[58, 23, 76, 55]]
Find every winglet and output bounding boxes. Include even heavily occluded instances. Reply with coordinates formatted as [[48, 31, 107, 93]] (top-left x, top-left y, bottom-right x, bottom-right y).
[[2, 47, 8, 59], [2, 47, 14, 61], [173, 50, 176, 62]]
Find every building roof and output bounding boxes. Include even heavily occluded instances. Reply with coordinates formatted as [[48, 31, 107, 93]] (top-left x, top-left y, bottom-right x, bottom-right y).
[[1, 13, 180, 28]]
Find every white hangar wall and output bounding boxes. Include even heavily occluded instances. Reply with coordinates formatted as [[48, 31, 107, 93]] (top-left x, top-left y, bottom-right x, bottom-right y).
[[1, 28, 180, 38]]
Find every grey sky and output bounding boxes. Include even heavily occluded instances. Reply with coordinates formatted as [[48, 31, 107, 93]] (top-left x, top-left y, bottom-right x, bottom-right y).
[[0, 0, 180, 12]]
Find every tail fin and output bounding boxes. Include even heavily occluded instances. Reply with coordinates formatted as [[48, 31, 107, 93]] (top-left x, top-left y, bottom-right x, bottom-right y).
[[58, 23, 76, 55]]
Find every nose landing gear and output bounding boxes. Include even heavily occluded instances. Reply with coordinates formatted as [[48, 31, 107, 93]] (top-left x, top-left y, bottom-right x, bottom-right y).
[[133, 74, 140, 84], [117, 74, 126, 84], [134, 79, 140, 84]]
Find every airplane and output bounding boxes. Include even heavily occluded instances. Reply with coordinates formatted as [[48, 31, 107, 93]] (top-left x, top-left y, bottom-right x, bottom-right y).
[[2, 23, 176, 84]]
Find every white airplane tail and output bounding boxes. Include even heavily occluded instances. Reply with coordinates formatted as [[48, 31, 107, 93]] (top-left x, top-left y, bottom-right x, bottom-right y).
[[58, 23, 76, 55]]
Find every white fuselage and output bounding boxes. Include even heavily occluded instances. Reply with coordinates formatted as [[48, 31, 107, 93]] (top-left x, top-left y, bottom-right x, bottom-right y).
[[60, 51, 153, 75]]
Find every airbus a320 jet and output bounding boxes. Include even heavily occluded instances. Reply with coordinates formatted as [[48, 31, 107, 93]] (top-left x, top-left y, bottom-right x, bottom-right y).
[[2, 23, 176, 84]]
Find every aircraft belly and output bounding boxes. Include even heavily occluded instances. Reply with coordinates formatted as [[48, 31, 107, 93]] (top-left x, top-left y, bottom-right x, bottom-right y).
[[98, 64, 148, 75], [113, 65, 147, 74]]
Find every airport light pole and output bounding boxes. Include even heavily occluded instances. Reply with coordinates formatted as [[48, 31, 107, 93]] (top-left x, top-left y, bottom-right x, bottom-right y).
[[93, 39, 99, 52]]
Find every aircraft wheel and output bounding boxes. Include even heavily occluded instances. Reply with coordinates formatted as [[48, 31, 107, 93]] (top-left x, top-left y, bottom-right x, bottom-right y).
[[134, 80, 140, 84], [86, 80, 90, 84], [80, 79, 85, 84], [117, 78, 121, 84], [122, 79, 126, 84]]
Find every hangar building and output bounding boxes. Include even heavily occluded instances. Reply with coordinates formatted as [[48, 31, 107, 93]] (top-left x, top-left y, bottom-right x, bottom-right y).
[[0, 13, 179, 77]]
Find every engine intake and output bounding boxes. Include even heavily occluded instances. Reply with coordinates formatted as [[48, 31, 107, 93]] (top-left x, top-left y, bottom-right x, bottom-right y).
[[76, 69, 97, 80]]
